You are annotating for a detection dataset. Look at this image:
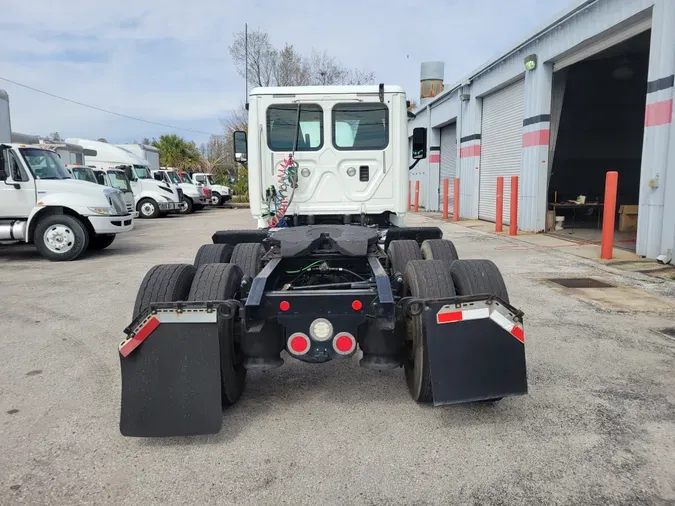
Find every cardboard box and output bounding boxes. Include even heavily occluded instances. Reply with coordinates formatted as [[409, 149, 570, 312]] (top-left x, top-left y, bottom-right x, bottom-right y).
[[618, 205, 638, 232]]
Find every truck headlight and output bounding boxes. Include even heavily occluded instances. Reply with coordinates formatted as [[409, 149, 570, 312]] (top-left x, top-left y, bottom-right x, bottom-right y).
[[88, 207, 113, 215]]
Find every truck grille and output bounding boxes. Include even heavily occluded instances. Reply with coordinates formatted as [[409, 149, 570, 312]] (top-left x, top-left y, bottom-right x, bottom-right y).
[[177, 188, 184, 200], [107, 191, 127, 216]]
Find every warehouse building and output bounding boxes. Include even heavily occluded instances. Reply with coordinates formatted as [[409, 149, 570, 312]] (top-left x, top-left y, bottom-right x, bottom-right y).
[[408, 0, 674, 261]]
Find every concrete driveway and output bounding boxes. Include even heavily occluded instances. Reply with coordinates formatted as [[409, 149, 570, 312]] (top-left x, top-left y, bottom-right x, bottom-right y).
[[1, 209, 674, 505]]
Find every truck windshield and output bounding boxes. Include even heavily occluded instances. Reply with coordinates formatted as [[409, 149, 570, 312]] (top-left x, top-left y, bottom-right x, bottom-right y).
[[71, 167, 98, 184], [166, 172, 182, 184], [332, 103, 389, 150], [19, 148, 70, 180], [179, 172, 193, 184], [133, 165, 152, 179], [107, 170, 132, 193]]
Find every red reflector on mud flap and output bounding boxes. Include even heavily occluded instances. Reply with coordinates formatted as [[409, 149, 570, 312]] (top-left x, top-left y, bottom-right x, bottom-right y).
[[436, 305, 525, 344], [119, 316, 160, 357]]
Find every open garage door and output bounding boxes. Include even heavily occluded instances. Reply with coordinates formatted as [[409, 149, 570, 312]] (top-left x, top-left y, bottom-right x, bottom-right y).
[[553, 16, 651, 71], [439, 123, 457, 209], [479, 79, 525, 222]]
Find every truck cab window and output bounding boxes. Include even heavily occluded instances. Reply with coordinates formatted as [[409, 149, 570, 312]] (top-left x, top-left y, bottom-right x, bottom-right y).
[[332, 103, 389, 150], [10, 153, 27, 181], [267, 104, 323, 151]]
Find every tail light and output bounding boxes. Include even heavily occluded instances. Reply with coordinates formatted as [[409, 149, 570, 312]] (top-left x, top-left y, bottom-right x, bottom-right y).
[[287, 333, 310, 355], [333, 333, 356, 355]]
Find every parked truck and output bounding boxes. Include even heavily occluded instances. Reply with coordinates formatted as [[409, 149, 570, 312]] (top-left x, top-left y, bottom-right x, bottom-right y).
[[191, 172, 232, 206], [116, 143, 160, 171], [0, 142, 133, 260], [153, 168, 209, 214], [66, 139, 182, 218], [118, 85, 527, 437]]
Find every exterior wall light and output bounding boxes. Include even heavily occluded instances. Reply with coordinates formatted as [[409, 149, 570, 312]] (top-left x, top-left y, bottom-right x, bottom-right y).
[[524, 54, 537, 71]]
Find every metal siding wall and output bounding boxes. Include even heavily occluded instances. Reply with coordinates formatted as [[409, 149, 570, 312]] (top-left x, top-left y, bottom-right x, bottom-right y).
[[440, 124, 457, 209], [479, 80, 525, 222], [458, 96, 482, 218], [426, 127, 441, 211], [469, 0, 655, 99], [521, 64, 554, 232], [638, 0, 675, 258]]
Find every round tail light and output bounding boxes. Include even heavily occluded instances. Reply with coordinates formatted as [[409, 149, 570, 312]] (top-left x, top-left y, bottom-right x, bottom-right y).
[[333, 333, 356, 355], [287, 333, 310, 355]]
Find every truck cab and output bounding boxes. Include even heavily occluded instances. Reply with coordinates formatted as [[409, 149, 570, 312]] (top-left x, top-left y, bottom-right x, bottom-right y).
[[65, 138, 182, 219], [239, 85, 409, 229], [90, 166, 138, 218], [153, 168, 209, 214], [0, 143, 133, 260], [191, 172, 231, 206]]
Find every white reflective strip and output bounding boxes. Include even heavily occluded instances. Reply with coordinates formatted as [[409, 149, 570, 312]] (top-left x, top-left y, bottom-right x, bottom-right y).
[[489, 310, 515, 333], [461, 308, 490, 321], [155, 311, 218, 324]]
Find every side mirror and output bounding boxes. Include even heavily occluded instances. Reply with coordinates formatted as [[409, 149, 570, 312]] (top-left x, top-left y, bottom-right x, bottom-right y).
[[412, 127, 427, 160], [233, 131, 248, 163]]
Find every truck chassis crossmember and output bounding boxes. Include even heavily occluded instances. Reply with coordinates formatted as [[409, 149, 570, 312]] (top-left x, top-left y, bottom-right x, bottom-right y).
[[119, 225, 528, 438]]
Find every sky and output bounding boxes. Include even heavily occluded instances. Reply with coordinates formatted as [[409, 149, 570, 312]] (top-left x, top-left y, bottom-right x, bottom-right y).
[[1, 0, 573, 145]]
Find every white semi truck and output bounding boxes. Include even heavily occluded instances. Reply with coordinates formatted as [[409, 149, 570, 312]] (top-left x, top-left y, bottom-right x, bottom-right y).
[[191, 172, 232, 206], [117, 85, 528, 438], [153, 168, 209, 214], [0, 142, 133, 260], [66, 139, 182, 218], [116, 143, 160, 171]]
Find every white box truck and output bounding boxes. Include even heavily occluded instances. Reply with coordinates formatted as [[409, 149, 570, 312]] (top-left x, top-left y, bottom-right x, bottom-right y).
[[116, 143, 160, 171]]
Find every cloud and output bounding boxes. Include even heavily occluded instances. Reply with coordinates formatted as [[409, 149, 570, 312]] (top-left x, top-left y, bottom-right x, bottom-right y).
[[0, 0, 573, 144]]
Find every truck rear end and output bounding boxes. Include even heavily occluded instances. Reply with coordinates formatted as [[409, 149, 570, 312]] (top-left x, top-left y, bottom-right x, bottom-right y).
[[247, 85, 409, 229]]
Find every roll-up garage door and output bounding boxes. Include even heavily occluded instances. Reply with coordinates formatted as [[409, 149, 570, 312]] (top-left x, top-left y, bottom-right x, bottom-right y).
[[479, 79, 525, 222], [439, 123, 457, 209]]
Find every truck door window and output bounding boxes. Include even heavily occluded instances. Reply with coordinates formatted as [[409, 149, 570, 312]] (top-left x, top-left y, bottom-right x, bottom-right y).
[[332, 103, 389, 150], [267, 104, 323, 151], [9, 152, 28, 181], [94, 172, 106, 185]]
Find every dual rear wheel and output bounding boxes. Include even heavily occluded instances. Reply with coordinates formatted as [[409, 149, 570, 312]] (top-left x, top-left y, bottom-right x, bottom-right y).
[[388, 238, 508, 404]]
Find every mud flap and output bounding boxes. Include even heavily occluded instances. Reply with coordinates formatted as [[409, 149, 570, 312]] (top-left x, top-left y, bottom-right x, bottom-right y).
[[119, 311, 223, 437], [424, 300, 527, 405]]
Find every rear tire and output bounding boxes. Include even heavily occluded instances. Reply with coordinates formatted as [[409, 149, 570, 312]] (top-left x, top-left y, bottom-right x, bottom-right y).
[[132, 264, 196, 319], [194, 244, 234, 268], [420, 239, 459, 264], [449, 259, 509, 302], [387, 240, 422, 276], [34, 214, 89, 261], [230, 243, 265, 278], [403, 260, 456, 403], [89, 234, 115, 251], [188, 264, 246, 406]]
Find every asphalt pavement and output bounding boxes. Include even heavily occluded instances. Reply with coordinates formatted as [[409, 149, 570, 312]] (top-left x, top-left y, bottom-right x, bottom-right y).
[[1, 208, 674, 505]]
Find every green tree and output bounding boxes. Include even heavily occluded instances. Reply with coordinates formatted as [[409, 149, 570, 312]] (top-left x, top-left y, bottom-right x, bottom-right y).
[[151, 134, 200, 170]]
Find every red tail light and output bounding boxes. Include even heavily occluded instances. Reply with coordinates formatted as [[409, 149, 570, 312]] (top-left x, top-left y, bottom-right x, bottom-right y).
[[288, 333, 310, 355], [279, 300, 290, 312], [333, 333, 356, 355]]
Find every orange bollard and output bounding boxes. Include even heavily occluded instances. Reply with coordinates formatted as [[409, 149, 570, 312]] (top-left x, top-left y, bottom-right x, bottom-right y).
[[442, 178, 449, 219], [408, 181, 412, 210], [601, 171, 619, 260], [453, 178, 460, 222], [509, 176, 518, 236], [496, 176, 504, 233], [414, 180, 420, 212]]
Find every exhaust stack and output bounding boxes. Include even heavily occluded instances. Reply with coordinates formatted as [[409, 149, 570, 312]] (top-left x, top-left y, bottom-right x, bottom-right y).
[[420, 62, 444, 105]]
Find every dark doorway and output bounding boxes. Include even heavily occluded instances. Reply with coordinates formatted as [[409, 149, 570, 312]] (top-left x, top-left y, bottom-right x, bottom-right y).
[[547, 30, 651, 250]]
